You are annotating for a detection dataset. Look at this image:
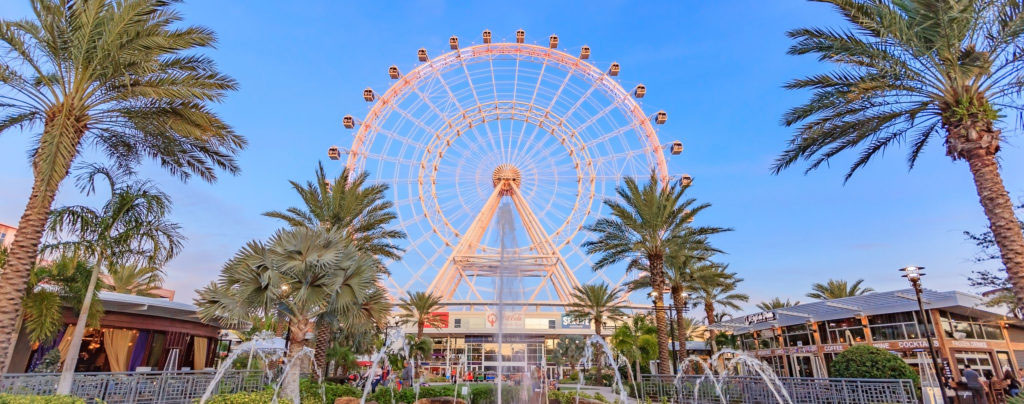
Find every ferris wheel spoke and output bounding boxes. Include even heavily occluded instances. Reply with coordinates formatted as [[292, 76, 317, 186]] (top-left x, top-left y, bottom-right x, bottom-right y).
[[514, 68, 574, 165]]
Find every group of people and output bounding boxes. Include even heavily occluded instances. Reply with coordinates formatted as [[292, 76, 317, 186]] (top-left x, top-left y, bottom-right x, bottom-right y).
[[364, 361, 416, 393], [958, 364, 1022, 404]]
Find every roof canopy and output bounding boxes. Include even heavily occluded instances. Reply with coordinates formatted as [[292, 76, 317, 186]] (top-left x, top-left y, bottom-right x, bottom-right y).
[[711, 289, 1006, 334]]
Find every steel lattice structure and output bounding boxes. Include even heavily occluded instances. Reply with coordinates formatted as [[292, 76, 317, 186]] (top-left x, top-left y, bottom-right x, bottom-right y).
[[333, 31, 680, 308]]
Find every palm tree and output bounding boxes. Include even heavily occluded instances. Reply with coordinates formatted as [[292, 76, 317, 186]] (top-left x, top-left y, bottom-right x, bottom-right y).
[[44, 166, 182, 394], [565, 283, 626, 372], [611, 314, 658, 391], [0, 1, 243, 369], [265, 164, 405, 373], [689, 265, 748, 327], [397, 291, 446, 339], [196, 227, 376, 403], [583, 171, 729, 374], [21, 256, 102, 346], [629, 250, 722, 358], [263, 164, 406, 262], [774, 0, 1024, 307], [756, 297, 800, 312], [554, 336, 586, 375], [676, 316, 706, 342], [0, 245, 7, 269], [806, 279, 874, 300], [102, 263, 164, 297]]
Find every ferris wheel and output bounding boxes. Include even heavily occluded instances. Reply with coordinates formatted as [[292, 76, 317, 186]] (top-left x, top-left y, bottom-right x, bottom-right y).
[[329, 30, 683, 307]]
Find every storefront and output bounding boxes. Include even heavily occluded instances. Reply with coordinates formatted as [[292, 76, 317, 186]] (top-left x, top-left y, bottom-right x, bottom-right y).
[[7, 291, 226, 373], [714, 289, 1024, 382]]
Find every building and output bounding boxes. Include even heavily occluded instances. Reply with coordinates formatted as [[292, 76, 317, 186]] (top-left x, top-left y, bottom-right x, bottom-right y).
[[711, 289, 1024, 383], [416, 309, 620, 380], [0, 222, 15, 249], [7, 291, 228, 374]]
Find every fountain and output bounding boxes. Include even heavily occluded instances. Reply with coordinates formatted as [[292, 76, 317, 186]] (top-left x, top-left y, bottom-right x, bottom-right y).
[[670, 349, 793, 404], [360, 327, 408, 404], [199, 330, 325, 404]]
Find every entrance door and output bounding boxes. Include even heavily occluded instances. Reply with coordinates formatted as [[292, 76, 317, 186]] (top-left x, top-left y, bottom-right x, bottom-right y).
[[790, 354, 825, 378]]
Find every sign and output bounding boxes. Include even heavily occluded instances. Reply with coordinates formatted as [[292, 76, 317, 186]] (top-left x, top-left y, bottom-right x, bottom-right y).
[[745, 311, 776, 326], [425, 312, 449, 329], [485, 311, 524, 329], [948, 340, 989, 349], [560, 315, 591, 329], [872, 340, 931, 351]]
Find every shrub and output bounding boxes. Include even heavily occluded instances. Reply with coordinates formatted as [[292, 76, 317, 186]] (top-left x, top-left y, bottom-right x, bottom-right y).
[[203, 390, 290, 404], [828, 345, 920, 388], [300, 379, 362, 403], [370, 384, 521, 404], [548, 390, 609, 404], [0, 396, 86, 404]]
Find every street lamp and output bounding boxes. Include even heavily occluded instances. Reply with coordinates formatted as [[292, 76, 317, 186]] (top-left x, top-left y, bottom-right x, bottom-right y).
[[650, 290, 679, 374], [900, 266, 950, 404]]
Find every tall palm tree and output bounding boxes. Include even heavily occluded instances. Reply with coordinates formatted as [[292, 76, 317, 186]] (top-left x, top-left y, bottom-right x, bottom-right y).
[[689, 265, 748, 327], [44, 166, 182, 393], [196, 227, 377, 403], [397, 291, 446, 339], [774, 0, 1024, 307], [565, 283, 626, 372], [102, 263, 164, 297], [0, 0, 243, 369], [806, 279, 874, 300], [756, 297, 800, 312], [583, 171, 729, 374], [676, 316, 706, 342], [21, 256, 102, 346], [627, 250, 719, 359], [263, 164, 406, 262], [265, 164, 405, 373], [611, 314, 658, 395]]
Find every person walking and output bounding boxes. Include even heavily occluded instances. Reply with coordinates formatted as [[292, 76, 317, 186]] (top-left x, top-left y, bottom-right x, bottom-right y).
[[964, 364, 989, 404], [1004, 366, 1021, 397], [400, 361, 414, 391]]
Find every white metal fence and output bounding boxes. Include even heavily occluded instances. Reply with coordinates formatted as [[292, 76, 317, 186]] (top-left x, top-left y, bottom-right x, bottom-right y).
[[0, 370, 268, 403], [640, 374, 918, 404]]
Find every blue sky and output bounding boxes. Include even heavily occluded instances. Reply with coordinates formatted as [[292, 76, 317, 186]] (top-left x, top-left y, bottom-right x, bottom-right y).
[[1, 1, 1021, 314]]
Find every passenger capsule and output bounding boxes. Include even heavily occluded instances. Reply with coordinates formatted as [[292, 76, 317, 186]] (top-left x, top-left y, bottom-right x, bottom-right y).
[[680, 173, 692, 185], [327, 146, 341, 160], [418, 48, 428, 62], [482, 30, 492, 44], [363, 88, 375, 102], [449, 35, 459, 50], [671, 141, 684, 155], [549, 34, 558, 49], [608, 62, 620, 76], [388, 65, 400, 79], [516, 29, 525, 43], [655, 110, 667, 124], [634, 84, 646, 98], [580, 45, 591, 59], [342, 115, 355, 129]]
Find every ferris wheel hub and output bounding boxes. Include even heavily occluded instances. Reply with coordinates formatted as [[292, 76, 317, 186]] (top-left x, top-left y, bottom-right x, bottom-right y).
[[491, 164, 522, 189]]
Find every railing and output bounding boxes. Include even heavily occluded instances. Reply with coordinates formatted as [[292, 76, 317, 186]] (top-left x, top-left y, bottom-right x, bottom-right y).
[[0, 370, 269, 404], [640, 374, 918, 404]]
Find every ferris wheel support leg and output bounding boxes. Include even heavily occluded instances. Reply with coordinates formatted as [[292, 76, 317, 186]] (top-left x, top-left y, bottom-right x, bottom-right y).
[[427, 185, 505, 301], [506, 184, 580, 302]]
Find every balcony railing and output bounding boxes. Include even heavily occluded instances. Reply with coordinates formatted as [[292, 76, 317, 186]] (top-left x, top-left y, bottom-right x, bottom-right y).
[[0, 370, 269, 404]]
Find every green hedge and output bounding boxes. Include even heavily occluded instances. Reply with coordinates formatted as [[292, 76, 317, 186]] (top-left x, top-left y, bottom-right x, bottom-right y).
[[0, 396, 86, 404], [203, 390, 289, 404], [828, 345, 920, 388], [370, 384, 523, 404], [548, 390, 609, 404]]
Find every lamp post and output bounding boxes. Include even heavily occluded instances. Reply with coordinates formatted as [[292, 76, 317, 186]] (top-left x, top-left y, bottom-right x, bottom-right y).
[[900, 266, 950, 404], [651, 290, 679, 374]]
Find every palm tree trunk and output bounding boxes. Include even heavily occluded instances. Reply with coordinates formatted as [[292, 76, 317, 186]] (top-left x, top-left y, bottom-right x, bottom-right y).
[[593, 322, 603, 376], [964, 148, 1024, 308], [649, 256, 671, 375], [313, 323, 331, 382], [671, 289, 688, 359], [281, 318, 310, 404], [56, 253, 103, 394]]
